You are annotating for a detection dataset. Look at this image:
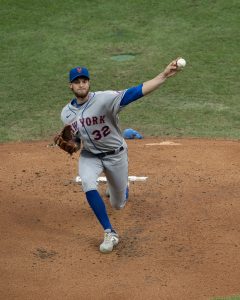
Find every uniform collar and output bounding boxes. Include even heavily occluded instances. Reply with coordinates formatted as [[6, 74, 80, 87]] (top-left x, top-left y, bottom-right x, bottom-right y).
[[71, 93, 95, 108]]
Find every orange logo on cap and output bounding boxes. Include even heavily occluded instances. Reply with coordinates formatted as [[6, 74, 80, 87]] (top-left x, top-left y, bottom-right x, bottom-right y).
[[77, 67, 82, 73]]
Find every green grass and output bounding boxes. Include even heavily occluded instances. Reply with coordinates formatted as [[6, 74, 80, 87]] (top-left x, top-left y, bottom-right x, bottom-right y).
[[0, 0, 239, 142], [214, 296, 240, 300]]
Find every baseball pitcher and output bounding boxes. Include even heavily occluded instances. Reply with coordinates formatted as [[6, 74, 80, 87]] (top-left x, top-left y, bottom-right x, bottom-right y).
[[55, 58, 183, 253]]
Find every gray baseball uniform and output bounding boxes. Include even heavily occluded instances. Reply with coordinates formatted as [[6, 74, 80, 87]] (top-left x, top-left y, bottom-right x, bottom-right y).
[[58, 61, 179, 252], [61, 90, 129, 209]]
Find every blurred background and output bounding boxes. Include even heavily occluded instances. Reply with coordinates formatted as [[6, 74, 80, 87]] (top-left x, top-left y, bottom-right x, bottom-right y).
[[0, 0, 239, 142]]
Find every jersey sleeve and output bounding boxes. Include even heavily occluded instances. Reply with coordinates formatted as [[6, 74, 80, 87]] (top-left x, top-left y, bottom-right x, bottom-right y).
[[103, 84, 144, 115], [100, 90, 126, 116], [120, 84, 143, 107]]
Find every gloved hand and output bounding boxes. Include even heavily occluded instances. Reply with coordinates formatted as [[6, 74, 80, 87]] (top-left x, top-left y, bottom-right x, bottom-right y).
[[54, 125, 81, 155]]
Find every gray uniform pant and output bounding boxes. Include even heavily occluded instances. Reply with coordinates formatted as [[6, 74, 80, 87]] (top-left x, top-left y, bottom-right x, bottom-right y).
[[79, 148, 128, 210]]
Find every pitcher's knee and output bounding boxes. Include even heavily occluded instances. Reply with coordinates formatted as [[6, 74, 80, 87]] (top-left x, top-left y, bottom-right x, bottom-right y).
[[80, 176, 98, 193]]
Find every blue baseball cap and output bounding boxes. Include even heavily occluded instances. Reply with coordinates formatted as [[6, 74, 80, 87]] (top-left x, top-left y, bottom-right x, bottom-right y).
[[69, 66, 90, 82]]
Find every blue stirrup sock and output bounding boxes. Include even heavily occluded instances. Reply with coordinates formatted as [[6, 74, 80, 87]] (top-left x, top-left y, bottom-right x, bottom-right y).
[[86, 190, 113, 231]]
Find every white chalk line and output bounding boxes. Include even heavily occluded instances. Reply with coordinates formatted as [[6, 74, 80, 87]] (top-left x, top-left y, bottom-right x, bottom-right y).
[[75, 176, 148, 183], [145, 141, 181, 146]]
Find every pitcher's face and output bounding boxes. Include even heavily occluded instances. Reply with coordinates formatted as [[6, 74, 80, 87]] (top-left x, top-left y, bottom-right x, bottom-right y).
[[70, 77, 90, 98]]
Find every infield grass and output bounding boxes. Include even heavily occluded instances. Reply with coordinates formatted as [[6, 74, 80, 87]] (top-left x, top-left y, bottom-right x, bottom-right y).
[[0, 0, 239, 142]]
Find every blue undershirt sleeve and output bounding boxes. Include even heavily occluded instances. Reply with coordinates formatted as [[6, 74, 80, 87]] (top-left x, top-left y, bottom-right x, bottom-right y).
[[120, 84, 144, 107]]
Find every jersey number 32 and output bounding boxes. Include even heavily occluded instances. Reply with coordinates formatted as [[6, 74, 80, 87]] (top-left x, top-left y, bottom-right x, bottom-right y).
[[92, 126, 110, 140]]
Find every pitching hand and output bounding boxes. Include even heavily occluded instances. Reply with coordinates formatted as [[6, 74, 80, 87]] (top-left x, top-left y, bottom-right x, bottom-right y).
[[162, 58, 181, 78]]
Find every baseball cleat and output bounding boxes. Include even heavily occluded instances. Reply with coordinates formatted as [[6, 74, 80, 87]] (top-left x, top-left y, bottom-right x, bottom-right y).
[[99, 229, 119, 253]]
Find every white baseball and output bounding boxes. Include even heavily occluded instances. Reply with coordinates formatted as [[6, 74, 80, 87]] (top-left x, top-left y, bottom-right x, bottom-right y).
[[177, 58, 186, 68]]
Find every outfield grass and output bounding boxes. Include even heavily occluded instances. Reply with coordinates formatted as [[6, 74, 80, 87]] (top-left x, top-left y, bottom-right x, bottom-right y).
[[214, 296, 240, 300], [0, 0, 239, 142]]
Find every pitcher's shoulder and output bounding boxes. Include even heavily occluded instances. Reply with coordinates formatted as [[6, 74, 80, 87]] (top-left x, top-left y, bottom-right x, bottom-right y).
[[95, 90, 122, 95], [61, 102, 78, 124], [94, 90, 124, 99]]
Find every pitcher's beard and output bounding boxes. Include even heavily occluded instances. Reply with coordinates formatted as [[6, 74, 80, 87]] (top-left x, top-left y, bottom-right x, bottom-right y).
[[74, 89, 89, 99]]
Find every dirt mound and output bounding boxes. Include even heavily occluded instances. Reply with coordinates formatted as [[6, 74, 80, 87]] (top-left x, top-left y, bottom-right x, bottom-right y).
[[0, 138, 240, 299]]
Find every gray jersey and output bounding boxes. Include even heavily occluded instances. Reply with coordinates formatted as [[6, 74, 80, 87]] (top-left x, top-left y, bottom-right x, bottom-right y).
[[61, 90, 127, 154]]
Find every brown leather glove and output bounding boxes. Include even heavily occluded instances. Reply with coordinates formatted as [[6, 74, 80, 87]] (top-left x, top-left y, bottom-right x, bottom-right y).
[[54, 125, 81, 155]]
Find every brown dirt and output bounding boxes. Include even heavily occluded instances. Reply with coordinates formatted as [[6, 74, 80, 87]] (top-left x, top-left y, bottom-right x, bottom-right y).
[[0, 138, 240, 300]]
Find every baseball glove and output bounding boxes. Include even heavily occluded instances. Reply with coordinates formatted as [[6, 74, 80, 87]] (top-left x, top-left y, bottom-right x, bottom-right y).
[[54, 125, 81, 155]]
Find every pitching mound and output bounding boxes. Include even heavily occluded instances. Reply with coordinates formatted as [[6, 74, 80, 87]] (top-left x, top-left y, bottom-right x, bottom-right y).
[[0, 138, 240, 299]]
